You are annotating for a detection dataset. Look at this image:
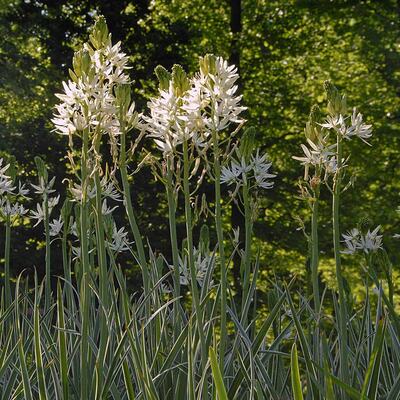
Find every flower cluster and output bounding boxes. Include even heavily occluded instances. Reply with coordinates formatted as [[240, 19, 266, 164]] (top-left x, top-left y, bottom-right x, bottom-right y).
[[0, 158, 29, 221], [293, 83, 373, 186], [144, 55, 246, 154], [173, 247, 214, 288], [321, 108, 372, 144], [107, 224, 132, 253], [341, 226, 383, 255], [52, 16, 138, 140], [221, 149, 276, 190]]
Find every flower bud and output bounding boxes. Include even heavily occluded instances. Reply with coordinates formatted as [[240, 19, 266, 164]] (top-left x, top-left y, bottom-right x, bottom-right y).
[[324, 80, 347, 116], [239, 126, 256, 162], [199, 224, 210, 252], [72, 49, 91, 79], [199, 54, 217, 76], [171, 64, 190, 97], [89, 16, 110, 50], [34, 156, 48, 182], [304, 104, 321, 142], [115, 84, 131, 114], [154, 65, 171, 91]]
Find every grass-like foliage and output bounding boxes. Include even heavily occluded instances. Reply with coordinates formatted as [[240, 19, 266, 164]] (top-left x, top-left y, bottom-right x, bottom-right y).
[[1, 17, 399, 400]]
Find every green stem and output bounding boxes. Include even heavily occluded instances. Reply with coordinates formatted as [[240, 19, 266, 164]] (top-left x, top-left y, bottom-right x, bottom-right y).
[[311, 193, 320, 313], [182, 139, 208, 379], [241, 181, 252, 309], [61, 221, 74, 312], [310, 190, 321, 385], [93, 134, 109, 393], [119, 129, 148, 295], [44, 194, 51, 310], [80, 128, 91, 400], [332, 137, 348, 391], [211, 128, 227, 372], [4, 215, 11, 307], [166, 155, 181, 332]]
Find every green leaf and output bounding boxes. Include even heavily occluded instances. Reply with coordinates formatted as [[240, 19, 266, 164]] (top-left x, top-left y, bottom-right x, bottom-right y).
[[291, 343, 304, 400], [209, 346, 228, 400], [361, 316, 387, 399]]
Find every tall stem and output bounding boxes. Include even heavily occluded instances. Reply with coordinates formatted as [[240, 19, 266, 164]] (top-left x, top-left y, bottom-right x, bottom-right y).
[[311, 192, 320, 313], [80, 128, 91, 400], [310, 190, 321, 385], [166, 155, 181, 333], [119, 129, 149, 295], [241, 181, 252, 309], [4, 215, 11, 307], [211, 129, 227, 371], [44, 195, 51, 310], [332, 137, 348, 390], [182, 139, 208, 378], [93, 136, 109, 392]]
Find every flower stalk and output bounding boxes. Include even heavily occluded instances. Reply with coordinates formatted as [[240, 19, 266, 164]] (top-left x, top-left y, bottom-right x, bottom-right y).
[[332, 136, 349, 389], [4, 213, 11, 307]]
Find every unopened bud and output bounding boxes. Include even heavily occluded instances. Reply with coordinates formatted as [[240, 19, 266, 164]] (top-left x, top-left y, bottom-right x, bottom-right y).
[[304, 104, 321, 142], [89, 16, 110, 50], [239, 127, 256, 162], [171, 64, 190, 96], [199, 54, 217, 76], [154, 65, 171, 91], [72, 49, 91, 78], [34, 156, 48, 182], [115, 84, 131, 114], [324, 80, 347, 116]]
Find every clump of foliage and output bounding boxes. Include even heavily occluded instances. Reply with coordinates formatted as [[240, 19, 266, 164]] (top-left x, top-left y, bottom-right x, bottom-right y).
[[0, 17, 399, 400]]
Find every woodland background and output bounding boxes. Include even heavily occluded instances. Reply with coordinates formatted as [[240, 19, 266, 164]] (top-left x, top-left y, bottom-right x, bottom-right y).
[[1, 0, 399, 296]]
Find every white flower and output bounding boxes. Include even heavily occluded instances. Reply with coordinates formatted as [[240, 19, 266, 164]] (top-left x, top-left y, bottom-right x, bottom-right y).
[[102, 199, 118, 215], [145, 56, 246, 153], [30, 196, 59, 227], [31, 176, 56, 195], [204, 57, 246, 131], [101, 179, 121, 201], [320, 115, 346, 133], [48, 195, 60, 211], [108, 224, 132, 253], [341, 226, 383, 255], [0, 175, 16, 195], [221, 149, 276, 190], [0, 199, 28, 218], [49, 216, 64, 237], [174, 247, 214, 287], [251, 150, 276, 189], [144, 82, 191, 153], [220, 160, 243, 185], [52, 34, 130, 139], [320, 110, 372, 144], [30, 203, 45, 227], [360, 226, 383, 253], [346, 108, 372, 144], [293, 139, 335, 167], [17, 182, 30, 197]]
